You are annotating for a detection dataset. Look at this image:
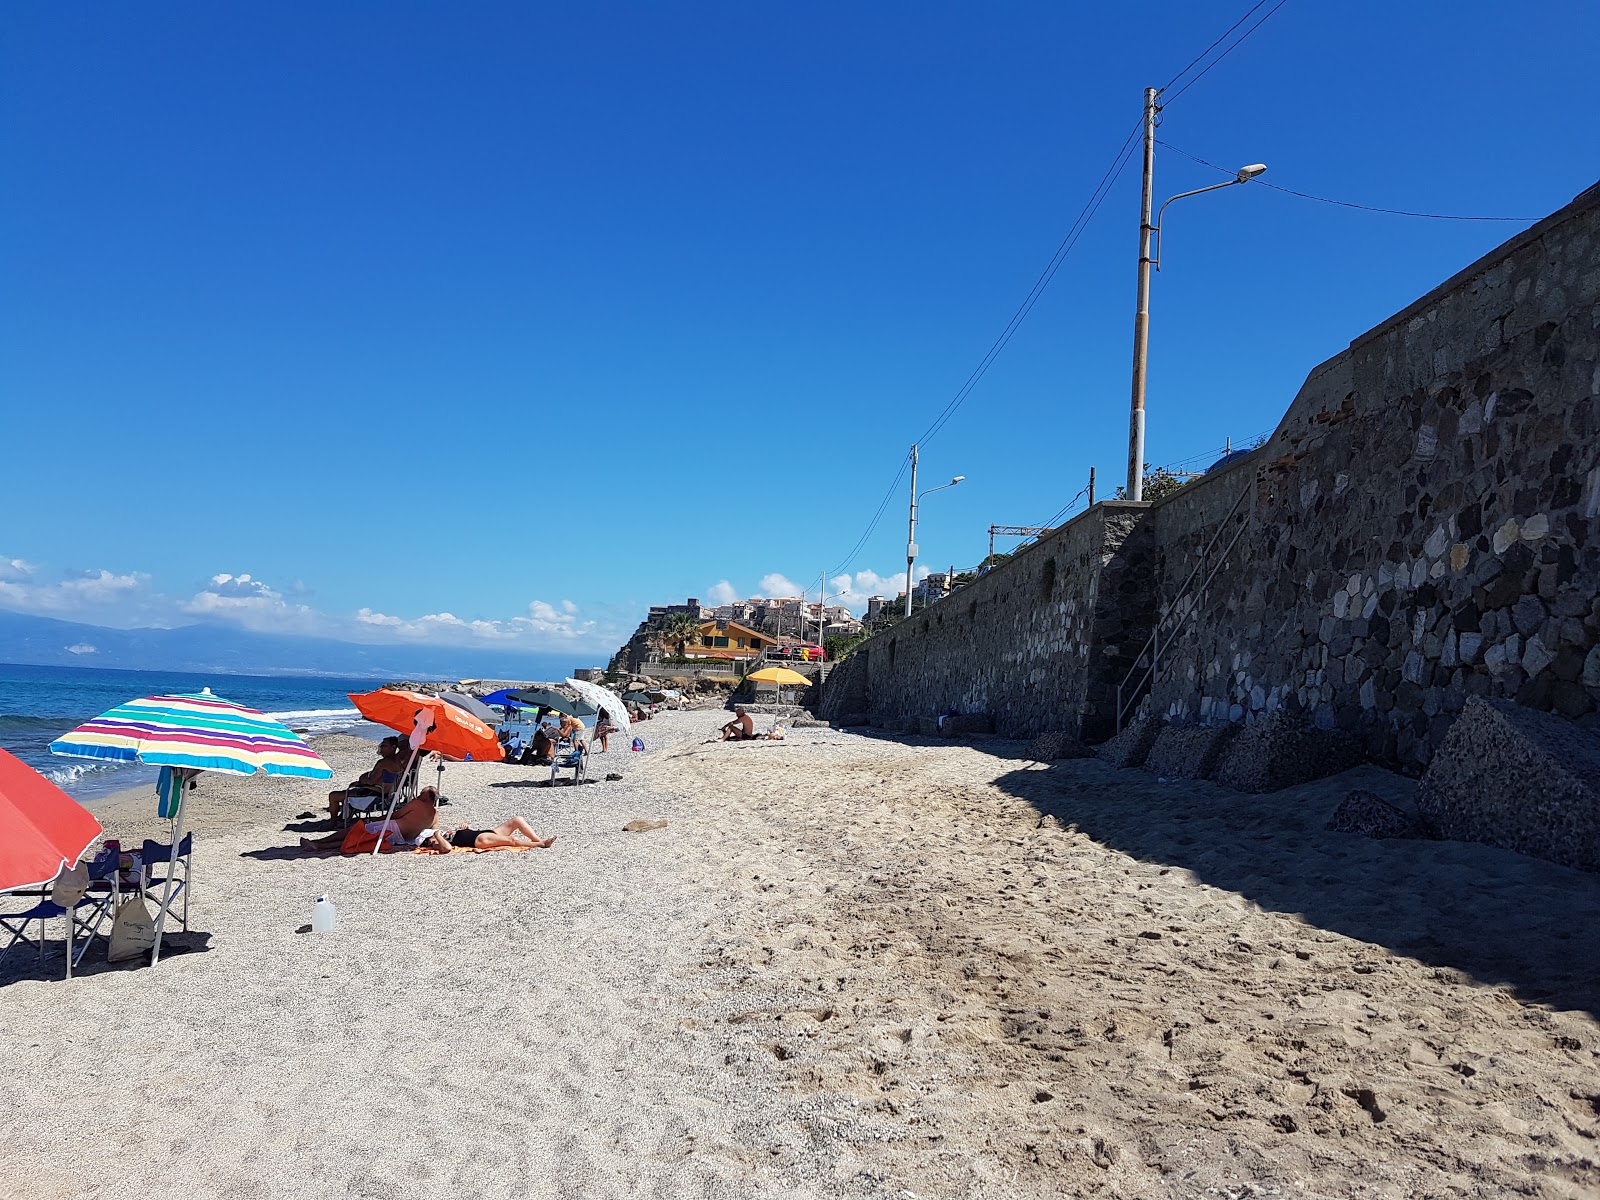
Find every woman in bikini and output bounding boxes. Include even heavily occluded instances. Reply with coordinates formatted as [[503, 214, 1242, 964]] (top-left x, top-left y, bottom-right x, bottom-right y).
[[420, 816, 556, 853]]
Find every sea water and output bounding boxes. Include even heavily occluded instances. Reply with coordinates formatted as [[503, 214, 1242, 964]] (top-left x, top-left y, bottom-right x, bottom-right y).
[[0, 662, 390, 804]]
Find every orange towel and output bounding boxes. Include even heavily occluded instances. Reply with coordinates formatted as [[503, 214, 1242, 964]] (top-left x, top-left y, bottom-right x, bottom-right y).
[[412, 842, 531, 855]]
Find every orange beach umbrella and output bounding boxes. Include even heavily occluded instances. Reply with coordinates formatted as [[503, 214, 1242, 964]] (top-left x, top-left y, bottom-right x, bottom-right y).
[[348, 689, 504, 762]]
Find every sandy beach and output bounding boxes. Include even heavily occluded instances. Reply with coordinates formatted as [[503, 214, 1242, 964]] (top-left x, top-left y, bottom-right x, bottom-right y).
[[3, 711, 1598, 1199]]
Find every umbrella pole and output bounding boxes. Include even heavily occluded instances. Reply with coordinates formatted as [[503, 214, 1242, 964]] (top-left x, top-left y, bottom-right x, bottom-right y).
[[150, 768, 193, 967], [373, 747, 422, 857]]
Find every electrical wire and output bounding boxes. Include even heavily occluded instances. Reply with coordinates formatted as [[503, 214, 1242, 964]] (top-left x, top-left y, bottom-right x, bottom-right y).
[[1157, 141, 1541, 222], [1161, 0, 1275, 95], [828, 120, 1144, 579], [825, 3, 1304, 578], [911, 119, 1144, 450], [1163, 0, 1292, 106], [1033, 483, 1092, 534], [827, 451, 911, 579]]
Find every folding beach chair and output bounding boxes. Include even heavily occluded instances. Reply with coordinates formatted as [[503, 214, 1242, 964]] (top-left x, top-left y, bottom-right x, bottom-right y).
[[550, 742, 588, 786], [0, 852, 119, 977], [140, 833, 193, 933]]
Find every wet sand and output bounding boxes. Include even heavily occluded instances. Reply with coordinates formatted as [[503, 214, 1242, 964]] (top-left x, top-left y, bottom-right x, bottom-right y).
[[2, 713, 1596, 1198]]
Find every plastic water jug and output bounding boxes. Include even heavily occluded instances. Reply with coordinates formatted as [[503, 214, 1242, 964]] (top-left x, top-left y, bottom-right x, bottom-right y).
[[311, 895, 338, 934]]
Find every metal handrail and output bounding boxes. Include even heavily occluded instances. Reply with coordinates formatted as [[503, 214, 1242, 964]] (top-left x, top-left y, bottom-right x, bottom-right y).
[[1114, 482, 1254, 731]]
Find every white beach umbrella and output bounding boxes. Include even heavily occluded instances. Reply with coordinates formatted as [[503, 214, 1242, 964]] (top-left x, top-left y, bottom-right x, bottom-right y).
[[564, 678, 631, 738]]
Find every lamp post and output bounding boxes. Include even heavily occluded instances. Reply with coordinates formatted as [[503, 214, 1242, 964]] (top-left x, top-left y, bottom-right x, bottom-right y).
[[905, 442, 965, 617], [1126, 85, 1264, 501]]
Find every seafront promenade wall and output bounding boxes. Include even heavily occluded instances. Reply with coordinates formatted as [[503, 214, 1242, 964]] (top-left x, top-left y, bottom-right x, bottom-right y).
[[823, 180, 1600, 770]]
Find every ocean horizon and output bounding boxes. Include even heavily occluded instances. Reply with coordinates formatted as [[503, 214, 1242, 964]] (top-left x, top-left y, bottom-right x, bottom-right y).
[[0, 661, 406, 803]]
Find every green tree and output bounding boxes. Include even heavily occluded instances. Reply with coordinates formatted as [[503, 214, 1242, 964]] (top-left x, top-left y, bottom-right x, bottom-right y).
[[1115, 464, 1190, 502], [653, 611, 702, 659]]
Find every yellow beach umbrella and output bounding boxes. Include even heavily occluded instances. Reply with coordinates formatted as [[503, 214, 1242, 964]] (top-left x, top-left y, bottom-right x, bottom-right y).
[[746, 666, 811, 686]]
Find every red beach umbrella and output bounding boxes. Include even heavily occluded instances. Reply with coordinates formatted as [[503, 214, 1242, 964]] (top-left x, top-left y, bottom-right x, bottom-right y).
[[0, 748, 104, 894]]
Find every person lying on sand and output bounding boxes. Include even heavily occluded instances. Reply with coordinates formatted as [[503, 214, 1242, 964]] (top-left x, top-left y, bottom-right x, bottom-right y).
[[417, 817, 556, 853], [326, 736, 407, 820], [717, 707, 755, 741], [300, 787, 440, 853]]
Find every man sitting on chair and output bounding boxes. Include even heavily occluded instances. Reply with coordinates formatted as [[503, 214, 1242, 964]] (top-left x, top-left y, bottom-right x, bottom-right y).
[[719, 707, 756, 741], [326, 736, 407, 821]]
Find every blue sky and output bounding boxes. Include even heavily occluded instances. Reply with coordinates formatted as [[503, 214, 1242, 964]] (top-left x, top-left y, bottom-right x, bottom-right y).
[[2, 1, 1595, 664]]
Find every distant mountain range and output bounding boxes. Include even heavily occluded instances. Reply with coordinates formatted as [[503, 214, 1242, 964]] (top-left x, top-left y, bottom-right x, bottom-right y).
[[0, 609, 589, 681]]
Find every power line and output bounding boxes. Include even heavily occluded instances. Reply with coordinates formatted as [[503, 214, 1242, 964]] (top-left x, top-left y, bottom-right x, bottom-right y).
[[1033, 483, 1092, 533], [1161, 0, 1275, 95], [912, 119, 1144, 449], [1157, 141, 1541, 222], [827, 451, 911, 578], [1164, 0, 1292, 105], [827, 3, 1299, 578], [829, 120, 1143, 578]]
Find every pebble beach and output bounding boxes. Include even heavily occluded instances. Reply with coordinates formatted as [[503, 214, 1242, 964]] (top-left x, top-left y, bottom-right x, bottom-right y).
[[3, 711, 1598, 1199]]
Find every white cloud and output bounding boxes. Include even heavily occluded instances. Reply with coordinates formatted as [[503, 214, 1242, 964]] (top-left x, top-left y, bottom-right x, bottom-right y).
[[758, 573, 804, 599], [705, 580, 738, 606], [0, 567, 153, 617], [350, 598, 605, 649], [0, 557, 620, 654], [179, 571, 323, 633], [826, 566, 930, 613]]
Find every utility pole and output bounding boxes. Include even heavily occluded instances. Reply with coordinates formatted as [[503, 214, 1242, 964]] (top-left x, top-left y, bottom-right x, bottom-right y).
[[1127, 86, 1159, 503], [1088, 465, 1096, 506], [905, 443, 919, 617]]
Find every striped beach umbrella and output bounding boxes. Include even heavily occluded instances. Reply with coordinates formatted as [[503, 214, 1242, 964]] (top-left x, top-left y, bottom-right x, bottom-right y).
[[49, 689, 333, 784], [50, 688, 332, 966]]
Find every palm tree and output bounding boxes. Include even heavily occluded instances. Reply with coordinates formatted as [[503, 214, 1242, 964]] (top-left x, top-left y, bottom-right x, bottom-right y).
[[656, 611, 701, 660]]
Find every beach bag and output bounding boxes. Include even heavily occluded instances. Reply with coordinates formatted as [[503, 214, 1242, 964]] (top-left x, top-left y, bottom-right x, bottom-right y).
[[630, 737, 644, 752], [107, 896, 157, 962]]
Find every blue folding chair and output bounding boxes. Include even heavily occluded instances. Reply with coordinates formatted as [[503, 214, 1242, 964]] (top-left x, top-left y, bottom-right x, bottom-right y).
[[0, 852, 119, 978], [141, 833, 193, 933], [550, 741, 588, 786]]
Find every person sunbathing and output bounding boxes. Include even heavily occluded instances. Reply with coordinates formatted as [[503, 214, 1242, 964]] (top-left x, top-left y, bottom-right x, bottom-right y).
[[418, 817, 555, 853], [300, 787, 439, 853], [718, 707, 755, 741], [326, 737, 407, 820]]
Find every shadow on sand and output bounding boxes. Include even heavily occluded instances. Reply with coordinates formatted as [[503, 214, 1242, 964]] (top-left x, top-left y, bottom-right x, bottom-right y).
[[993, 758, 1600, 1018], [0, 931, 215, 988]]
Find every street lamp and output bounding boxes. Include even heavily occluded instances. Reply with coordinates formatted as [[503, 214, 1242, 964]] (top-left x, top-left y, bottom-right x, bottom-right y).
[[905, 441, 964, 617], [1126, 85, 1265, 501]]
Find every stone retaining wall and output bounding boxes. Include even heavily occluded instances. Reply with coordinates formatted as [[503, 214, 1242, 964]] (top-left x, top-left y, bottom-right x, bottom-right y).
[[824, 180, 1600, 774]]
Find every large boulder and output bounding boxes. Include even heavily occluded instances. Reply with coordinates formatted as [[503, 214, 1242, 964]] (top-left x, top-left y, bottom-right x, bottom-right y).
[[1096, 719, 1160, 769], [1211, 711, 1365, 794], [1416, 698, 1600, 873], [1142, 723, 1238, 780], [1326, 790, 1428, 839], [1025, 731, 1093, 762]]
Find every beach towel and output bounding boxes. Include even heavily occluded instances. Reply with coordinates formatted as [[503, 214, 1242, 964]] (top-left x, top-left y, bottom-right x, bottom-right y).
[[412, 842, 530, 855], [338, 822, 411, 855]]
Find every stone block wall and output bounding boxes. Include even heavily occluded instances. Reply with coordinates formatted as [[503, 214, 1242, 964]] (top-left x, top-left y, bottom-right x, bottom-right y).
[[824, 180, 1600, 771], [819, 503, 1157, 739], [1145, 180, 1600, 768]]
